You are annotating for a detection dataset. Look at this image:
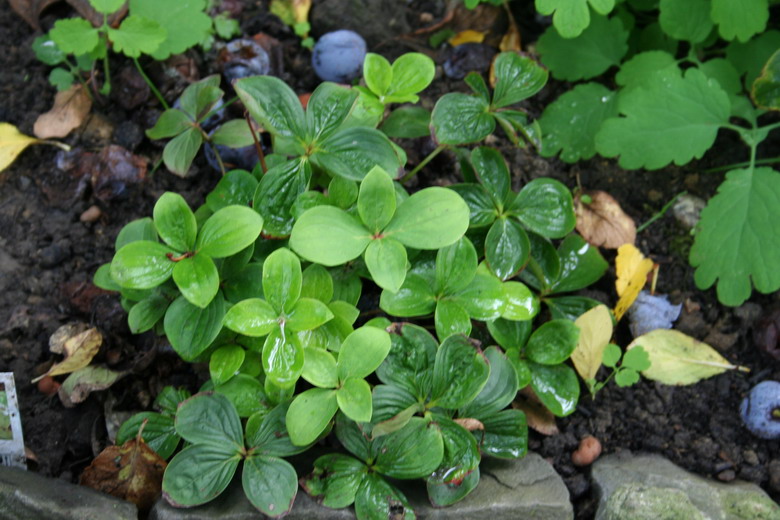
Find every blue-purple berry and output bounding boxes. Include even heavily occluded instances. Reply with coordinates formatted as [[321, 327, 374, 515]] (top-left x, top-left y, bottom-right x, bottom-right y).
[[311, 30, 366, 83], [740, 380, 780, 439]]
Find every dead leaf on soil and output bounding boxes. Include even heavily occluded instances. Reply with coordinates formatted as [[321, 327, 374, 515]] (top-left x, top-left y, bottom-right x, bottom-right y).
[[454, 418, 485, 431], [571, 305, 613, 382], [449, 29, 486, 46], [575, 190, 636, 249], [10, 0, 127, 29], [80, 434, 167, 513], [269, 0, 311, 26], [34, 84, 93, 139], [58, 365, 127, 407], [1, 123, 41, 172], [32, 324, 102, 383], [614, 243, 655, 322], [513, 388, 559, 436]]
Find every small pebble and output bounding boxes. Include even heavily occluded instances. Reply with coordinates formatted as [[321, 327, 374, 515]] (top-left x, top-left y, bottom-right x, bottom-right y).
[[672, 193, 705, 230], [717, 469, 736, 482], [571, 435, 602, 466], [80, 205, 102, 223]]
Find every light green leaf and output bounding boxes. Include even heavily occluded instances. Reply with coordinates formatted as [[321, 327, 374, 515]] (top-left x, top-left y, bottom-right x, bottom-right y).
[[538, 13, 628, 81], [290, 206, 371, 266], [210, 345, 245, 386], [337, 326, 392, 381], [223, 298, 278, 337], [287, 298, 334, 331], [301, 264, 335, 303], [386, 52, 435, 101], [262, 248, 302, 315], [48, 68, 75, 91], [539, 82, 619, 162], [234, 75, 306, 140], [163, 127, 202, 176], [628, 329, 747, 384], [89, 0, 124, 14], [435, 299, 472, 340], [286, 388, 338, 446], [302, 347, 338, 388], [711, 0, 768, 42], [196, 206, 263, 258], [380, 274, 437, 317], [358, 166, 396, 233], [127, 293, 169, 333], [535, 0, 616, 38], [210, 119, 262, 148], [130, 0, 213, 60], [162, 444, 240, 507], [384, 188, 469, 249], [501, 281, 540, 321], [49, 18, 99, 56], [172, 253, 219, 308], [262, 327, 304, 388], [658, 0, 713, 42], [111, 241, 175, 289], [431, 93, 493, 145], [312, 127, 404, 181], [616, 51, 679, 92], [364, 53, 392, 97], [108, 15, 166, 58], [164, 294, 225, 361], [337, 378, 373, 422], [146, 109, 192, 139], [690, 167, 780, 306], [492, 52, 549, 109], [451, 272, 506, 320], [116, 218, 157, 250], [364, 238, 408, 293]]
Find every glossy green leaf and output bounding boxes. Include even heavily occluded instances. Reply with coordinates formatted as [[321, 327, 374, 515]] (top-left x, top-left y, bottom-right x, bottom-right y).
[[164, 294, 225, 361], [364, 238, 408, 293], [173, 253, 219, 308], [386, 52, 435, 100], [487, 318, 533, 351], [162, 127, 202, 176], [377, 324, 437, 398], [146, 109, 192, 139], [111, 241, 175, 289], [207, 170, 257, 212], [472, 147, 510, 207], [379, 273, 436, 317], [373, 417, 444, 478], [127, 293, 169, 334], [485, 218, 530, 280], [196, 206, 263, 258], [49, 18, 99, 55], [519, 232, 561, 292], [451, 272, 506, 321], [337, 326, 392, 381], [262, 248, 302, 315], [711, 0, 768, 42], [175, 392, 243, 446], [431, 335, 489, 409], [210, 345, 245, 386], [380, 106, 431, 138], [460, 346, 519, 419], [435, 237, 478, 294], [302, 347, 338, 388], [435, 299, 472, 340], [302, 454, 366, 509], [234, 75, 306, 140], [539, 82, 619, 162], [507, 352, 532, 388], [218, 244, 254, 282], [215, 374, 268, 418], [752, 49, 780, 110], [449, 184, 497, 228], [335, 412, 372, 462], [510, 178, 575, 239], [371, 390, 420, 435], [526, 320, 580, 365], [108, 15, 166, 58], [529, 362, 580, 417], [549, 234, 608, 294], [254, 159, 310, 238], [154, 192, 197, 252], [290, 206, 371, 265], [287, 297, 333, 331], [117, 412, 179, 459], [162, 443, 240, 507], [245, 404, 304, 456], [384, 188, 469, 249], [337, 377, 373, 422], [223, 263, 264, 303], [358, 166, 396, 233], [286, 388, 338, 446], [301, 264, 334, 303], [545, 295, 602, 320], [306, 82, 359, 140], [501, 281, 539, 321], [658, 0, 713, 42], [538, 13, 628, 81], [242, 455, 297, 517], [431, 93, 494, 145], [116, 217, 157, 250], [426, 417, 480, 506], [355, 474, 414, 520], [331, 268, 362, 306], [223, 298, 278, 337], [492, 52, 549, 109], [263, 327, 304, 388], [364, 53, 392, 96], [474, 408, 528, 459], [312, 127, 404, 181]]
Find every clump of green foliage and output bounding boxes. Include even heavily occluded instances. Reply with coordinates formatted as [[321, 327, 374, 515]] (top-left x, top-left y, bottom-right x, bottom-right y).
[[101, 51, 614, 519]]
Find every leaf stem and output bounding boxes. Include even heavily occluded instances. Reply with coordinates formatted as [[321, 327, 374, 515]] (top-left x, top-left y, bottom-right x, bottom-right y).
[[245, 110, 267, 174], [401, 144, 446, 183], [702, 156, 780, 173], [637, 191, 687, 233], [133, 57, 169, 110]]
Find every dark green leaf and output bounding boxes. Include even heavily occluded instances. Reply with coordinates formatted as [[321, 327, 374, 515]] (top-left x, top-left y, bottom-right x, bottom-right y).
[[377, 323, 437, 398], [32, 35, 66, 66], [510, 178, 575, 238], [659, 0, 713, 42], [223, 298, 278, 337], [331, 267, 362, 306], [287, 297, 334, 332], [379, 273, 436, 317], [164, 294, 225, 361], [473, 408, 527, 459], [246, 404, 307, 456], [234, 75, 306, 140], [175, 392, 243, 446], [302, 454, 366, 509], [432, 93, 494, 145], [459, 346, 518, 419], [196, 206, 264, 259], [290, 206, 371, 266], [472, 147, 510, 207], [549, 234, 608, 294], [355, 474, 414, 520], [111, 241, 175, 289], [426, 417, 480, 505], [519, 232, 560, 292], [215, 374, 268, 418], [223, 262, 264, 303], [210, 119, 261, 148], [545, 295, 602, 320], [128, 293, 169, 334], [371, 390, 420, 435], [492, 52, 549, 109], [262, 327, 304, 388], [435, 299, 472, 340], [465, 72, 490, 101], [209, 345, 246, 386], [529, 362, 580, 417], [173, 253, 219, 308], [449, 184, 497, 228], [162, 444, 240, 507], [286, 388, 338, 446], [254, 158, 310, 238], [313, 127, 404, 181], [380, 106, 431, 138], [373, 417, 444, 479], [753, 49, 780, 111], [435, 237, 478, 294], [526, 320, 580, 365], [116, 412, 179, 459], [207, 170, 258, 212], [175, 75, 221, 120], [431, 335, 490, 409], [335, 412, 372, 462], [485, 218, 530, 280], [155, 386, 191, 415], [487, 318, 533, 351], [306, 82, 359, 139], [243, 455, 297, 517]]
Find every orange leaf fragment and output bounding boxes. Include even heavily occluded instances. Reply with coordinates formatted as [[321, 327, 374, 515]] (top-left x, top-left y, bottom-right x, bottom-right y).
[[575, 190, 636, 249], [449, 29, 486, 46]]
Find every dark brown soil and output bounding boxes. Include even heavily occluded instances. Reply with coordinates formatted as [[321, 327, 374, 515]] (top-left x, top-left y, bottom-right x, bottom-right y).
[[1, 0, 779, 518]]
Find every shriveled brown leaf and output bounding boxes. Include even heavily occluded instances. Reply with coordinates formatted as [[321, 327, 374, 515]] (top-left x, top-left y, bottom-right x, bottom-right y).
[[513, 387, 558, 436], [575, 190, 636, 249], [454, 418, 485, 431], [34, 85, 93, 139], [33, 325, 102, 383], [58, 365, 126, 407], [80, 437, 167, 513], [9, 0, 59, 30], [49, 322, 89, 354], [66, 0, 127, 27]]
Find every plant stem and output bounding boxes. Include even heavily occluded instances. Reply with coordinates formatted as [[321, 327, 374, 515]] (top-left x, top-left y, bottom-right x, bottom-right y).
[[401, 144, 446, 183], [702, 156, 780, 173], [637, 191, 687, 233], [99, 16, 111, 95], [133, 57, 169, 109], [198, 127, 227, 175], [245, 110, 267, 174]]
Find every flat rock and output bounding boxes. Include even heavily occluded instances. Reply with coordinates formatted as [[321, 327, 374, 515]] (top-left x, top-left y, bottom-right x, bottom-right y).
[[150, 452, 572, 520], [592, 451, 780, 520], [0, 466, 137, 520]]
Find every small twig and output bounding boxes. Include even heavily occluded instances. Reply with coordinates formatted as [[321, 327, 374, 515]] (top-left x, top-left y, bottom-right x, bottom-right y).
[[637, 191, 687, 233]]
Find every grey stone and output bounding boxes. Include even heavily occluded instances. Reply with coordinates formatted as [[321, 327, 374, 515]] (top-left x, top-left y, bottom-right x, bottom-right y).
[[150, 452, 572, 520], [0, 466, 137, 520], [592, 451, 780, 520]]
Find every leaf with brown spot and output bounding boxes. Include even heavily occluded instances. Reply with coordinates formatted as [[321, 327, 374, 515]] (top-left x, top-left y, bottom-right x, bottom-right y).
[[512, 387, 558, 436], [575, 190, 636, 249], [34, 84, 93, 139], [453, 417, 484, 431], [80, 436, 167, 514], [33, 325, 102, 383]]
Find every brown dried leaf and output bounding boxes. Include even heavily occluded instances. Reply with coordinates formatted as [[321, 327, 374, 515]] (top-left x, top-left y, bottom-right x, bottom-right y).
[[33, 325, 102, 383], [513, 388, 558, 436], [453, 418, 485, 431], [65, 0, 127, 27], [499, 17, 521, 52], [575, 190, 636, 249], [8, 0, 59, 30], [80, 437, 167, 514], [34, 85, 93, 139]]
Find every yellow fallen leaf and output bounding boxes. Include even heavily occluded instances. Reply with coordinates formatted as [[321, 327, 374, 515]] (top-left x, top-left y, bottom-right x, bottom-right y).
[[449, 29, 486, 46], [1, 122, 70, 172], [614, 243, 654, 321], [32, 326, 103, 383], [270, 0, 311, 25], [627, 329, 749, 385], [571, 305, 613, 382]]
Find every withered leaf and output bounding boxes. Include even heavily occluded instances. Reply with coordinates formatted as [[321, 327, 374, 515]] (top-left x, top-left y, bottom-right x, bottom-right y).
[[8, 0, 59, 30], [454, 417, 485, 431], [58, 365, 126, 407], [34, 84, 93, 139], [575, 190, 636, 249], [513, 387, 558, 436], [33, 325, 102, 383], [80, 437, 167, 513]]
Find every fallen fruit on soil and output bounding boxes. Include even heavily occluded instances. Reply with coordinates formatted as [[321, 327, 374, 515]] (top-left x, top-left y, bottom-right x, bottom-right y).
[[219, 38, 271, 83], [571, 435, 602, 466], [311, 30, 366, 83], [741, 381, 780, 440]]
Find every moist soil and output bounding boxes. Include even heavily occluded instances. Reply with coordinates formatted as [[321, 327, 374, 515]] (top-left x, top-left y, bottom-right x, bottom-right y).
[[1, 1, 779, 518]]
